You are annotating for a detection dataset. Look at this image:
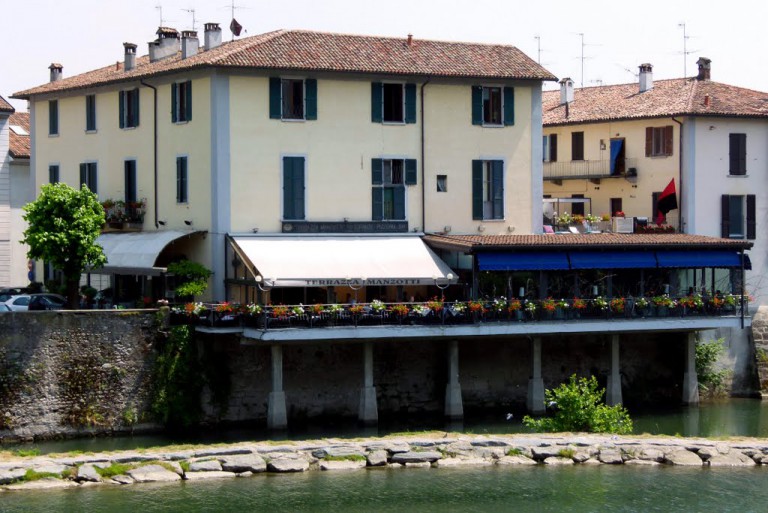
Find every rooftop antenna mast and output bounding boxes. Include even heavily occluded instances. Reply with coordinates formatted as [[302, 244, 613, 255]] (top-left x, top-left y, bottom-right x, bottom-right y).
[[578, 33, 585, 88], [156, 4, 165, 26], [678, 22, 690, 77], [534, 35, 541, 64], [225, 0, 245, 41], [182, 8, 197, 31]]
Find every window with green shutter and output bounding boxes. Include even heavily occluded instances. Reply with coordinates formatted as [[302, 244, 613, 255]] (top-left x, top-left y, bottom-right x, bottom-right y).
[[119, 88, 139, 128], [79, 162, 98, 193], [282, 156, 306, 220], [371, 82, 416, 124], [371, 158, 411, 220], [48, 100, 58, 135], [472, 86, 515, 126], [85, 95, 96, 131], [472, 159, 504, 220], [176, 156, 188, 203], [729, 133, 746, 175], [269, 78, 317, 121], [172, 81, 192, 123], [124, 160, 137, 204], [48, 164, 60, 184]]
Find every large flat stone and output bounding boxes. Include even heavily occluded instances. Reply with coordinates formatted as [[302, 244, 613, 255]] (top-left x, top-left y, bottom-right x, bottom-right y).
[[0, 469, 27, 485], [319, 460, 366, 471], [366, 450, 388, 467], [598, 449, 623, 464], [220, 454, 266, 473], [390, 451, 442, 464], [184, 471, 237, 481], [543, 457, 574, 465], [32, 464, 69, 475], [4, 477, 79, 490], [708, 452, 756, 467], [268, 459, 309, 473], [127, 465, 182, 483], [111, 474, 134, 484], [76, 464, 102, 482], [435, 457, 493, 467], [496, 456, 537, 466], [189, 460, 222, 472], [665, 449, 703, 466]]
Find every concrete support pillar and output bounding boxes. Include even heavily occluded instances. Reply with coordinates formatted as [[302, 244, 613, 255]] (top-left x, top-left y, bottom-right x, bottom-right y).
[[444, 340, 463, 419], [267, 344, 287, 430], [606, 334, 623, 405], [682, 332, 700, 405], [358, 341, 378, 425], [527, 337, 545, 414]]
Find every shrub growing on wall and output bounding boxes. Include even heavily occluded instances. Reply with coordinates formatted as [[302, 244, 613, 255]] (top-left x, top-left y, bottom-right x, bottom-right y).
[[523, 374, 633, 434], [696, 337, 730, 397]]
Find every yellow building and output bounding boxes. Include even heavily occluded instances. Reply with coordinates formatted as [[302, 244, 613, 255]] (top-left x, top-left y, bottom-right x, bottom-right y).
[[13, 25, 555, 303]]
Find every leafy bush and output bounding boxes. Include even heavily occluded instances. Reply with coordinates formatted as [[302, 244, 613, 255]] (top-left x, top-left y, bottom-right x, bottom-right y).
[[167, 260, 212, 300], [523, 374, 633, 434], [696, 338, 729, 397]]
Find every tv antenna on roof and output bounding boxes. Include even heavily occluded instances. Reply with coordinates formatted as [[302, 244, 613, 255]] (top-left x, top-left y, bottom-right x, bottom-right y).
[[182, 8, 197, 31], [576, 33, 600, 88], [677, 23, 699, 78], [222, 0, 247, 40], [155, 4, 176, 27], [534, 35, 541, 64]]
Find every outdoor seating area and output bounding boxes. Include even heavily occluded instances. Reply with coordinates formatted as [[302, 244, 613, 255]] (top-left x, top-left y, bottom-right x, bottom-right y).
[[170, 294, 749, 330]]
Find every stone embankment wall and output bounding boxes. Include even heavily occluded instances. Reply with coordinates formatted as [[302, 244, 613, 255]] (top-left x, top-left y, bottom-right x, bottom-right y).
[[0, 311, 160, 442], [752, 306, 768, 396], [2, 433, 767, 492]]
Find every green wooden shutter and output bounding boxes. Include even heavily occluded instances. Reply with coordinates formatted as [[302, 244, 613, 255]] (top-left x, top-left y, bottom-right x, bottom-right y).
[[185, 81, 192, 121], [125, 161, 136, 203], [371, 82, 383, 123], [721, 195, 730, 238], [372, 188, 383, 221], [80, 163, 87, 187], [747, 194, 756, 240], [171, 83, 178, 122], [49, 101, 58, 135], [295, 158, 305, 220], [283, 158, 294, 218], [176, 158, 182, 202], [491, 161, 504, 219], [471, 86, 483, 125], [645, 127, 652, 156], [472, 160, 483, 220], [550, 134, 558, 162], [404, 83, 416, 124], [119, 92, 125, 129], [393, 187, 405, 220], [305, 79, 317, 120], [371, 158, 383, 185], [132, 89, 140, 127], [405, 159, 417, 185], [269, 77, 281, 119], [91, 164, 97, 194], [283, 157, 305, 219], [503, 87, 515, 126]]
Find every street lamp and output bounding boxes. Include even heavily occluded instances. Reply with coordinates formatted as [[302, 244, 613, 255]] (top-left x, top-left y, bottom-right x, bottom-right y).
[[255, 275, 275, 292], [346, 276, 366, 303], [434, 273, 455, 292]]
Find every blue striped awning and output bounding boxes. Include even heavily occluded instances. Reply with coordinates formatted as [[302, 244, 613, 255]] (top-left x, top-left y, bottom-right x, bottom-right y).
[[477, 252, 570, 271], [655, 250, 743, 269], [569, 251, 657, 269]]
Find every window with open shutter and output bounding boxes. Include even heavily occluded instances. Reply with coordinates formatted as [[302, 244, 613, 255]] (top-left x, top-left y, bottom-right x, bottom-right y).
[[747, 194, 756, 240], [405, 159, 417, 185], [471, 86, 483, 126], [729, 133, 747, 175], [404, 83, 416, 124], [49, 100, 58, 135], [85, 95, 96, 131], [721, 194, 731, 238], [282, 156, 305, 220], [372, 159, 408, 220], [503, 87, 515, 126], [176, 157, 188, 203], [371, 82, 383, 123], [269, 77, 281, 119], [472, 160, 483, 219], [305, 79, 317, 120], [124, 160, 137, 204]]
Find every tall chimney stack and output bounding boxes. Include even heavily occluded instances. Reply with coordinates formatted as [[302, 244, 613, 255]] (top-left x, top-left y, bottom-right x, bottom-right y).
[[49, 63, 63, 82], [123, 43, 137, 71], [148, 27, 180, 62], [181, 30, 199, 58], [559, 77, 574, 105], [204, 22, 222, 50], [696, 57, 711, 81], [638, 63, 653, 92]]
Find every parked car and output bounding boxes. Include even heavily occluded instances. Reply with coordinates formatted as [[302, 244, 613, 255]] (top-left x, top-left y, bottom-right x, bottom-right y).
[[0, 304, 11, 312], [28, 293, 67, 311], [5, 295, 31, 311], [0, 287, 30, 303]]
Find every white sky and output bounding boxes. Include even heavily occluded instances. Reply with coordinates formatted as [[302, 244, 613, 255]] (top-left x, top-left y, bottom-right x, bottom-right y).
[[3, 0, 767, 111]]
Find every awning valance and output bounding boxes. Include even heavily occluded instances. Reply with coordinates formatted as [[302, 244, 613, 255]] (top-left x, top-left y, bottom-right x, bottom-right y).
[[655, 250, 743, 269], [569, 251, 657, 269], [230, 235, 457, 287], [477, 251, 570, 271], [94, 230, 200, 276]]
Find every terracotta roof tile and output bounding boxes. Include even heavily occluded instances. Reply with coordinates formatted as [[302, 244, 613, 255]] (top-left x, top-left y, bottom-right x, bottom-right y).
[[8, 112, 30, 159], [423, 233, 752, 251], [0, 95, 13, 112], [13, 29, 556, 99], [543, 78, 768, 126]]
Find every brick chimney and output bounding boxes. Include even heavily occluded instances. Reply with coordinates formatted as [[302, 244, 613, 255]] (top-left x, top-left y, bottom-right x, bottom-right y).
[[123, 43, 137, 71], [49, 63, 63, 82], [697, 57, 711, 81], [204, 22, 222, 50], [181, 30, 199, 59], [559, 77, 574, 104], [148, 27, 180, 62], [638, 63, 653, 92]]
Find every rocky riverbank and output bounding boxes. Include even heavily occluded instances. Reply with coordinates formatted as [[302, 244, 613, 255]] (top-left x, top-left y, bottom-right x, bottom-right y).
[[2, 433, 767, 492]]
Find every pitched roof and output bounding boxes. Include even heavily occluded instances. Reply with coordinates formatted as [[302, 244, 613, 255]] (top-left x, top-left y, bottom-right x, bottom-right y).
[[0, 95, 13, 112], [423, 233, 752, 252], [8, 112, 30, 159], [542, 78, 768, 126], [14, 29, 556, 99]]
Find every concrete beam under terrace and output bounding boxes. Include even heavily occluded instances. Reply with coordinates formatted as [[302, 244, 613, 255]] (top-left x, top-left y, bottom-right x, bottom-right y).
[[238, 317, 748, 343]]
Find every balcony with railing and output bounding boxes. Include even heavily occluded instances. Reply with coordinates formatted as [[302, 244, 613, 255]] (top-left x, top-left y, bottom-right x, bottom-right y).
[[174, 296, 750, 341], [544, 158, 638, 183]]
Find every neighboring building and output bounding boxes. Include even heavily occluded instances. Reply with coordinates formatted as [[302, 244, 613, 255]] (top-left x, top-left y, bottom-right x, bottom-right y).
[[13, 25, 555, 304], [0, 95, 31, 287], [542, 58, 768, 304]]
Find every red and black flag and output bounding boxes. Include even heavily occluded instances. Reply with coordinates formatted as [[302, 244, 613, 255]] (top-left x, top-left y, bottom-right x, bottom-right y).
[[230, 18, 243, 37], [656, 179, 678, 225]]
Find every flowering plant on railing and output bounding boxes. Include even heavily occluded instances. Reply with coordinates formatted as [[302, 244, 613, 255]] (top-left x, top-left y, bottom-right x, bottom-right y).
[[652, 295, 676, 308], [327, 304, 344, 316], [370, 299, 387, 313], [634, 297, 649, 309], [572, 298, 587, 310], [491, 297, 507, 312], [452, 302, 467, 313], [349, 304, 365, 315], [508, 299, 522, 312], [585, 214, 601, 223], [390, 304, 409, 316], [593, 296, 609, 311], [245, 303, 263, 315], [610, 297, 625, 313], [524, 300, 537, 315], [555, 299, 570, 310], [184, 302, 206, 316], [467, 300, 486, 314], [572, 214, 585, 224], [541, 297, 557, 313], [271, 305, 290, 318], [215, 302, 235, 313], [310, 303, 325, 315], [426, 297, 444, 312], [679, 294, 704, 310], [291, 305, 305, 316], [412, 304, 430, 315], [552, 211, 573, 225], [723, 294, 738, 308]]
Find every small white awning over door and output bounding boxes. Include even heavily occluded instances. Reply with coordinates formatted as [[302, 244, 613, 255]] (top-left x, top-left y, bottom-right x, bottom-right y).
[[230, 235, 457, 287]]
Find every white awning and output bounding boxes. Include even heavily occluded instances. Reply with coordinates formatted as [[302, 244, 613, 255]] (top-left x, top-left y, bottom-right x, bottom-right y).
[[230, 235, 457, 287], [94, 230, 200, 275]]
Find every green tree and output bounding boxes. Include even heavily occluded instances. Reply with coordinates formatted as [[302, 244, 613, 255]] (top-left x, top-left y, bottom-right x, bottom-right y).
[[22, 183, 106, 308], [167, 259, 212, 299], [523, 374, 633, 434]]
